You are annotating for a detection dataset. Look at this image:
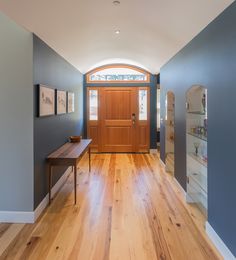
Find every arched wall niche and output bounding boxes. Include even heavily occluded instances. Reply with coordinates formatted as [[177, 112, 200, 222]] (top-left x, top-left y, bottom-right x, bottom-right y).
[[186, 85, 208, 216], [165, 91, 175, 175]]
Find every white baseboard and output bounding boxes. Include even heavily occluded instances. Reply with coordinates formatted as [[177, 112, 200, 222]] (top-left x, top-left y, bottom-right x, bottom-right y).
[[0, 167, 72, 224], [150, 149, 157, 154], [160, 158, 165, 167], [206, 222, 235, 260], [186, 193, 194, 203], [173, 177, 187, 195], [0, 211, 35, 224], [34, 166, 72, 221]]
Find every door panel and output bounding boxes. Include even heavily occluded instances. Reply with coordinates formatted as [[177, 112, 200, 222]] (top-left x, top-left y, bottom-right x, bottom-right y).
[[87, 86, 150, 153], [105, 90, 132, 120], [139, 126, 147, 145], [101, 87, 136, 152]]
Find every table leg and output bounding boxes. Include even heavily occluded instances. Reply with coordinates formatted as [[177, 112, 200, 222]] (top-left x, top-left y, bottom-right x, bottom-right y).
[[49, 164, 52, 205], [74, 163, 77, 205], [89, 147, 91, 172]]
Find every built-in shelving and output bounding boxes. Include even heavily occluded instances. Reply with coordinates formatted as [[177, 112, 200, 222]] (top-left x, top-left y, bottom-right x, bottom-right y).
[[186, 85, 208, 216]]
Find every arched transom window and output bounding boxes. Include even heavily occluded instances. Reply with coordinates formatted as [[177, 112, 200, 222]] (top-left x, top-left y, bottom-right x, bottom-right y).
[[86, 65, 150, 83]]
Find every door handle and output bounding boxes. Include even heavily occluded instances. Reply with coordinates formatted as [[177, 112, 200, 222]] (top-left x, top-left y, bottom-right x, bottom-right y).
[[132, 113, 136, 125]]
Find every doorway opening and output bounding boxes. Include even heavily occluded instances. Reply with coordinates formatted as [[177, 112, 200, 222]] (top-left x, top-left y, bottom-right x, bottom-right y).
[[87, 86, 150, 153], [86, 64, 151, 153]]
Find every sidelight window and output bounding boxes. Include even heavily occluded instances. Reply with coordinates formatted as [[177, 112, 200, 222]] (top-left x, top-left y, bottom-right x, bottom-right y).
[[89, 90, 98, 120], [139, 89, 147, 120]]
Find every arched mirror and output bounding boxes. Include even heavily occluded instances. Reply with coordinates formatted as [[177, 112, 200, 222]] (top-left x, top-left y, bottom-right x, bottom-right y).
[[165, 91, 175, 175], [186, 85, 208, 216]]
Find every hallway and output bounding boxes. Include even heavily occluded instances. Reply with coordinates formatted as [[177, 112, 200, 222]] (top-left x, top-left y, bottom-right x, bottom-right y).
[[0, 153, 220, 260]]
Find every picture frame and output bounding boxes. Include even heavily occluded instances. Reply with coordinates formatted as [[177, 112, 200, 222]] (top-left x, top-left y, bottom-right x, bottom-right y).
[[39, 85, 55, 117], [67, 92, 75, 113], [56, 90, 67, 115]]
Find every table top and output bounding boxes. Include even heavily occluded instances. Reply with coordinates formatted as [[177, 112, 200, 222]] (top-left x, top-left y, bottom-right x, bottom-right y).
[[47, 139, 92, 160]]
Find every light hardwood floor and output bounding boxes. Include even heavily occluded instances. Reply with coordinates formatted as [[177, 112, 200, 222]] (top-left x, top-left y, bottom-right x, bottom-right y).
[[0, 153, 221, 260]]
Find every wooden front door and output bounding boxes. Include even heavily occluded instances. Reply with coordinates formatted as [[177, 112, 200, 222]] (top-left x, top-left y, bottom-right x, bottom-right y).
[[87, 86, 150, 153]]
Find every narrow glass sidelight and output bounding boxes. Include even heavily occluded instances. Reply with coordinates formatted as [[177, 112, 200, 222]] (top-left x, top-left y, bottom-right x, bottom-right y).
[[89, 90, 98, 120], [139, 89, 147, 120]]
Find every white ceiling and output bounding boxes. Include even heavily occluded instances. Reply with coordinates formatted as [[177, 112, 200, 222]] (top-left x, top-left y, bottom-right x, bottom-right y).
[[0, 0, 234, 74]]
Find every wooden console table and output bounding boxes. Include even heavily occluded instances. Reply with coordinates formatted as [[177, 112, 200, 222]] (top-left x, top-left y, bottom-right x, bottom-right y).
[[47, 139, 92, 205]]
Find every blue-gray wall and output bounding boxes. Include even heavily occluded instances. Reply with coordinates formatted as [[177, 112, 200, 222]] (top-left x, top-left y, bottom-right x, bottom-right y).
[[160, 2, 236, 256], [0, 12, 34, 211], [84, 73, 157, 149], [33, 35, 84, 209]]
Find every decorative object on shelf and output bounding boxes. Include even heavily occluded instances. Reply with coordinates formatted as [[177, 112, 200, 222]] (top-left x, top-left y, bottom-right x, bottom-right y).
[[186, 102, 190, 110], [69, 136, 81, 143], [202, 155, 208, 163], [202, 93, 206, 113], [56, 90, 67, 114], [67, 92, 75, 113], [190, 125, 207, 139], [194, 142, 200, 156], [204, 119, 208, 137], [38, 85, 55, 117]]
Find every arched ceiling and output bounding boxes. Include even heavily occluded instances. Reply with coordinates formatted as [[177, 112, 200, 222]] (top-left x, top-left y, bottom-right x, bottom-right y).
[[0, 0, 233, 74]]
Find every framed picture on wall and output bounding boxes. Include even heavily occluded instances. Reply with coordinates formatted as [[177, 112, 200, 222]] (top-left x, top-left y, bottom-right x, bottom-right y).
[[56, 90, 67, 114], [67, 92, 75, 113], [39, 85, 55, 117]]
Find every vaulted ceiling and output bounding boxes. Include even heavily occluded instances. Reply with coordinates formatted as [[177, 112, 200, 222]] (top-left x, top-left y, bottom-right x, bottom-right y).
[[0, 0, 233, 73]]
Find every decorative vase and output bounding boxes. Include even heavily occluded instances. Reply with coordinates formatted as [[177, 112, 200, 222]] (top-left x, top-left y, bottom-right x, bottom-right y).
[[202, 93, 206, 113], [194, 142, 200, 156]]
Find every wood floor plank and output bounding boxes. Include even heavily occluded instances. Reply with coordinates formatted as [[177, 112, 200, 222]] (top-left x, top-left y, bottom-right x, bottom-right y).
[[0, 153, 222, 260], [0, 224, 11, 238], [0, 224, 24, 256]]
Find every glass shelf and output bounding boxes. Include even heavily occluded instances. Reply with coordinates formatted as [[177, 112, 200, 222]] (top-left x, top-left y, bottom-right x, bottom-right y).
[[188, 174, 207, 194], [187, 132, 207, 142], [187, 176, 207, 213], [187, 153, 207, 167], [187, 111, 206, 115]]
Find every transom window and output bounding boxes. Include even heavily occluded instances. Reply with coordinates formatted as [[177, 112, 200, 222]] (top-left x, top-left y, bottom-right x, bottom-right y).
[[86, 65, 150, 83]]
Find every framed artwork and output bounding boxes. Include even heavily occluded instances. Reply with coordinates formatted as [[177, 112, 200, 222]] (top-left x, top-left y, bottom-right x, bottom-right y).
[[67, 92, 75, 113], [39, 85, 55, 117], [56, 90, 67, 114]]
